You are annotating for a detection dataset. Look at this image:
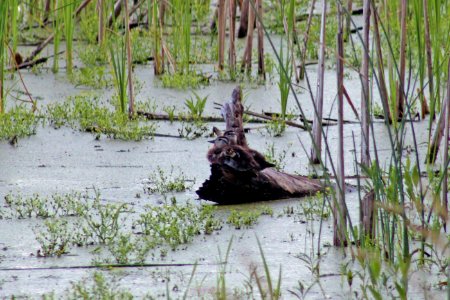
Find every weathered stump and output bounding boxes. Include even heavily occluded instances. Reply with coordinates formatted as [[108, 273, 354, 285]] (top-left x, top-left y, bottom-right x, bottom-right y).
[[196, 86, 324, 204]]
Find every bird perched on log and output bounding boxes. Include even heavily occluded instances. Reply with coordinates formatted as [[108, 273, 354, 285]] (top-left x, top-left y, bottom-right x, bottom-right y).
[[196, 86, 323, 204], [207, 132, 274, 172]]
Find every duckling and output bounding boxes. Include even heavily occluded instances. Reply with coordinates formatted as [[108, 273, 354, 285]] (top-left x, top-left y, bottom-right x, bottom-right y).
[[207, 136, 230, 164], [207, 135, 275, 171]]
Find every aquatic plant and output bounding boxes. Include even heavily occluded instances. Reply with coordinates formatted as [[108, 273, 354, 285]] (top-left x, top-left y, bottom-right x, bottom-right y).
[[0, 106, 39, 141], [184, 91, 208, 120], [46, 95, 157, 141], [0, 0, 8, 113], [62, 0, 75, 74], [133, 200, 222, 249], [146, 166, 194, 195], [109, 37, 128, 114]]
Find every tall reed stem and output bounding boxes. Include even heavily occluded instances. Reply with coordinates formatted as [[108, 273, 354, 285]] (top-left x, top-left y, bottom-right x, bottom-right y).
[[241, 0, 255, 72], [228, 0, 236, 76], [63, 0, 74, 74], [0, 0, 8, 113], [217, 0, 226, 71], [98, 0, 105, 45], [256, 0, 264, 77], [396, 0, 407, 120], [442, 59, 450, 230], [124, 0, 134, 117], [310, 0, 327, 164], [334, 1, 347, 247], [360, 0, 370, 166]]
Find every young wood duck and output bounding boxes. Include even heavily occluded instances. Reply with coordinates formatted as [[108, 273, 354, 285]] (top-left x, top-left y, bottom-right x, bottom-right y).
[[207, 135, 274, 172]]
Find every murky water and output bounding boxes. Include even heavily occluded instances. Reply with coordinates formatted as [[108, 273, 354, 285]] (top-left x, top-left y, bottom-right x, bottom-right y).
[[0, 37, 446, 298]]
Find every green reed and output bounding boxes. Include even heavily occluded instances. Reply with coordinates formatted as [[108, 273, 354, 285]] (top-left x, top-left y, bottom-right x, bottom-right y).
[[171, 0, 192, 74], [63, 0, 75, 74], [0, 0, 8, 114], [53, 0, 62, 73], [109, 37, 128, 114]]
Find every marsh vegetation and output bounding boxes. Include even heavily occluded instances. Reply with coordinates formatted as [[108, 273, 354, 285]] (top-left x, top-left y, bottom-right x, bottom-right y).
[[0, 0, 449, 299]]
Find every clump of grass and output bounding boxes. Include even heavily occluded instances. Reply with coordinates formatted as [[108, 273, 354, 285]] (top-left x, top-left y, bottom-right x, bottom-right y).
[[282, 192, 331, 222], [0, 106, 39, 140], [46, 94, 157, 141], [184, 92, 207, 120], [69, 66, 109, 89], [82, 195, 130, 245], [34, 218, 78, 257], [104, 233, 156, 265], [67, 272, 134, 299], [133, 200, 222, 249], [177, 120, 209, 140], [160, 72, 209, 89], [265, 118, 287, 137], [146, 166, 194, 195], [227, 208, 268, 229], [264, 142, 290, 171], [2, 191, 93, 220]]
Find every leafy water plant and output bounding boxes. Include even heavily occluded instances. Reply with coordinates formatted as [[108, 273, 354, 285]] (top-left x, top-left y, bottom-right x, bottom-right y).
[[177, 119, 209, 140], [264, 142, 289, 171], [82, 195, 130, 245], [67, 272, 134, 299], [226, 209, 262, 229], [0, 106, 39, 141], [184, 92, 208, 120], [133, 200, 222, 249], [46, 94, 157, 141], [146, 166, 194, 195], [265, 117, 287, 137], [34, 218, 75, 257]]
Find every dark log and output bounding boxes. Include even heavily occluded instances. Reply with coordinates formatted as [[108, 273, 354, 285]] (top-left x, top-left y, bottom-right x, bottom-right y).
[[196, 86, 324, 204]]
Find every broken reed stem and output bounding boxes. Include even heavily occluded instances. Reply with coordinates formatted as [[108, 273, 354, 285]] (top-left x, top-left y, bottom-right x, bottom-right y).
[[242, 0, 255, 72], [217, 0, 226, 71], [124, 0, 135, 117], [427, 101, 447, 164], [361, 0, 370, 166], [298, 0, 316, 80], [228, 0, 236, 75], [334, 2, 347, 247], [310, 0, 327, 164], [256, 0, 264, 78], [396, 0, 407, 119], [238, 0, 249, 38]]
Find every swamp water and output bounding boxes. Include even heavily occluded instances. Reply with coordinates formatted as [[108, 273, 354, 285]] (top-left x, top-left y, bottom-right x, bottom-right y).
[[0, 44, 447, 299]]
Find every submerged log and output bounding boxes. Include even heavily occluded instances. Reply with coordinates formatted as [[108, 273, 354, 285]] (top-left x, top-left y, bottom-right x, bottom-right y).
[[196, 86, 324, 204]]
